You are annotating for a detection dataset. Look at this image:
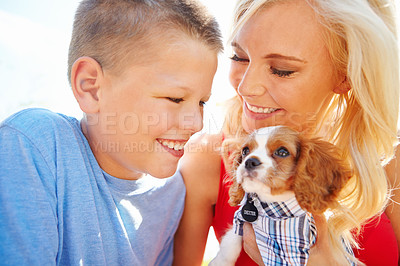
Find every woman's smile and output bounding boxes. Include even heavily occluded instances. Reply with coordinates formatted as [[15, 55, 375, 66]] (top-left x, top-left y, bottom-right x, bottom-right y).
[[243, 101, 283, 120]]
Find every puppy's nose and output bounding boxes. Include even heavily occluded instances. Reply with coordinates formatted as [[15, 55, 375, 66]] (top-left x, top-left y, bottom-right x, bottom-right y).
[[245, 157, 261, 170]]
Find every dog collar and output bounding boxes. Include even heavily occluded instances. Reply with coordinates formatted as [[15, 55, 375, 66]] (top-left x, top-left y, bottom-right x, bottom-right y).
[[241, 193, 259, 222]]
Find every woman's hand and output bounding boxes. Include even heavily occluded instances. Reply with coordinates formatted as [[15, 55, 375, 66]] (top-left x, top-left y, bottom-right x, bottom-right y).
[[242, 223, 264, 265], [307, 214, 336, 266], [242, 214, 336, 266]]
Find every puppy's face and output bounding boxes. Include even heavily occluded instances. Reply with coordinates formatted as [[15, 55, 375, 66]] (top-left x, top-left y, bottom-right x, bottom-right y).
[[228, 125, 352, 213], [236, 126, 299, 202]]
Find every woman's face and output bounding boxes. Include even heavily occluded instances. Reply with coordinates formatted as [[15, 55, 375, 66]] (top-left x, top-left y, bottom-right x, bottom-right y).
[[229, 0, 346, 134]]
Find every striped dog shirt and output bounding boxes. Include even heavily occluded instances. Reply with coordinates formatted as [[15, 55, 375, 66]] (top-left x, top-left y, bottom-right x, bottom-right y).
[[234, 194, 317, 265]]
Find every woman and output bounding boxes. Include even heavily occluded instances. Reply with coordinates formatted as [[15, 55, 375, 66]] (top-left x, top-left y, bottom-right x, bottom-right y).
[[174, 0, 399, 265]]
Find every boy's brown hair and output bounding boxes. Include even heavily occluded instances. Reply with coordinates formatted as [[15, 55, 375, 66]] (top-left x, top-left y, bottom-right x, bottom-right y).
[[68, 0, 223, 80]]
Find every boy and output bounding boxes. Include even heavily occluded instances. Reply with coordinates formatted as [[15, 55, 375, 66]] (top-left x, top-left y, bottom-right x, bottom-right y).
[[0, 0, 222, 265]]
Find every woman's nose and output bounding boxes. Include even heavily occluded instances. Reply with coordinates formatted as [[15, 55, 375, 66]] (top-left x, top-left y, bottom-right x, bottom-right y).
[[237, 64, 266, 97]]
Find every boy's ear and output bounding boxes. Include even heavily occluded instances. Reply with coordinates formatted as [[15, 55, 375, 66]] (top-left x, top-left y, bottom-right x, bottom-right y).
[[333, 76, 351, 94], [70, 57, 103, 113]]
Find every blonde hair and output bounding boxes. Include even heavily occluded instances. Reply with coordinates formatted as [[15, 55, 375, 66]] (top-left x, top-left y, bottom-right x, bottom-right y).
[[223, 0, 399, 264], [68, 0, 223, 80]]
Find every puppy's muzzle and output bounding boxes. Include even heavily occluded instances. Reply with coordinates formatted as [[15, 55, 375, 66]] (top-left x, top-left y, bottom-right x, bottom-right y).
[[245, 157, 262, 170]]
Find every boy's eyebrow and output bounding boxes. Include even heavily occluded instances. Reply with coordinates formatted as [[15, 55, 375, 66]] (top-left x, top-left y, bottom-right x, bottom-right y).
[[231, 41, 307, 63], [170, 86, 212, 100]]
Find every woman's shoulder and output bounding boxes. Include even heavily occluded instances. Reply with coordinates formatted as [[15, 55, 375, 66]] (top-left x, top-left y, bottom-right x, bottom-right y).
[[181, 133, 223, 171], [179, 133, 223, 201]]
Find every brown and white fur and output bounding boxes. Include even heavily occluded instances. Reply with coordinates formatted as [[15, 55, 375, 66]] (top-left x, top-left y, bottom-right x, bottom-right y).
[[210, 126, 352, 266]]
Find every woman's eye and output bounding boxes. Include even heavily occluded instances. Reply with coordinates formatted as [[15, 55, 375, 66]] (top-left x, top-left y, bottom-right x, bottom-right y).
[[274, 147, 290, 158], [230, 54, 249, 63], [242, 146, 250, 156], [270, 67, 295, 78], [199, 101, 206, 107], [167, 97, 183, 104]]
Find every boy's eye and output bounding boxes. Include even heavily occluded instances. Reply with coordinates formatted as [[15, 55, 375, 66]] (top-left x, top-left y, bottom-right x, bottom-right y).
[[167, 97, 183, 104], [274, 147, 290, 158], [270, 67, 295, 78], [230, 54, 249, 63]]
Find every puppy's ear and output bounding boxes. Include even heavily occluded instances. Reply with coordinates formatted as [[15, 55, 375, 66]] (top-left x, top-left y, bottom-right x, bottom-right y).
[[221, 137, 245, 175], [293, 137, 352, 214], [222, 137, 246, 206], [228, 177, 245, 206]]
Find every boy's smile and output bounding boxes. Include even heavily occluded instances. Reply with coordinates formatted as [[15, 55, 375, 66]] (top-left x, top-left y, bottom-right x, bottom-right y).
[[84, 34, 218, 179], [157, 138, 187, 157]]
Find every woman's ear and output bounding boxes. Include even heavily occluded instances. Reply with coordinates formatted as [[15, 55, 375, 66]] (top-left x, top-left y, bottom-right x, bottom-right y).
[[333, 76, 351, 95], [70, 57, 104, 113]]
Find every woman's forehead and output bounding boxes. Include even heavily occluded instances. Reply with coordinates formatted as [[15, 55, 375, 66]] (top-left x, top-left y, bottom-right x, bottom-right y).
[[233, 1, 328, 58]]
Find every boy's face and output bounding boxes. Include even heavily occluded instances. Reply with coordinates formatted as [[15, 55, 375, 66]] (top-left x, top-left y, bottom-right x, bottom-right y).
[[91, 36, 218, 179]]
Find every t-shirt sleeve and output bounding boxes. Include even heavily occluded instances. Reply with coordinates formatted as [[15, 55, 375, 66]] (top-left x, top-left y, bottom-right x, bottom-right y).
[[0, 125, 59, 265]]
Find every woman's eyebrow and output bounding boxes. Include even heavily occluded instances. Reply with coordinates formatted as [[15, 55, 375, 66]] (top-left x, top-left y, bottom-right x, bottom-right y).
[[263, 53, 307, 63], [231, 41, 307, 63], [231, 41, 244, 51]]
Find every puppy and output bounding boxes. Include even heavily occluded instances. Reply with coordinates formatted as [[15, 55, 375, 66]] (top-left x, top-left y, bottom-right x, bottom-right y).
[[210, 126, 352, 266]]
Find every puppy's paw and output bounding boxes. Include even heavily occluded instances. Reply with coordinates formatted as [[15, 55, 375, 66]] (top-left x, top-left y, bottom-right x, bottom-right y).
[[209, 254, 235, 266], [209, 227, 242, 266]]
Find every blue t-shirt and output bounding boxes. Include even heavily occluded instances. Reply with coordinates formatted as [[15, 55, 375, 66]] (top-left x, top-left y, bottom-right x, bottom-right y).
[[0, 108, 185, 266]]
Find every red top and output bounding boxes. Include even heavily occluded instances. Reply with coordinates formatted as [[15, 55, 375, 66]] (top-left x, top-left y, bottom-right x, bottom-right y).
[[353, 213, 398, 266], [212, 159, 399, 266]]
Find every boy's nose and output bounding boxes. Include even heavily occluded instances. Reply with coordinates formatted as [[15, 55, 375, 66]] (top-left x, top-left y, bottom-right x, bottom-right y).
[[179, 109, 203, 134], [237, 64, 266, 97]]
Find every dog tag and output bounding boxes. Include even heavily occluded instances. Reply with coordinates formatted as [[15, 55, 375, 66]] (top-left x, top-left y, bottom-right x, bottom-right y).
[[241, 197, 258, 222]]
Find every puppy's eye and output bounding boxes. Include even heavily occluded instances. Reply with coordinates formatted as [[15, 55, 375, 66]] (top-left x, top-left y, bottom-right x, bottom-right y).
[[242, 146, 250, 157], [274, 147, 290, 158]]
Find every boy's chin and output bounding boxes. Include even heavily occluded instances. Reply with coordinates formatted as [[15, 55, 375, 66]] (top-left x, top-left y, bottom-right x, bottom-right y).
[[148, 165, 178, 179]]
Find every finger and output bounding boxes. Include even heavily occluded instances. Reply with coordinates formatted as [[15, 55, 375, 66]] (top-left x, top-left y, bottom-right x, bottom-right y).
[[243, 223, 264, 265], [308, 214, 335, 266], [312, 214, 329, 249]]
